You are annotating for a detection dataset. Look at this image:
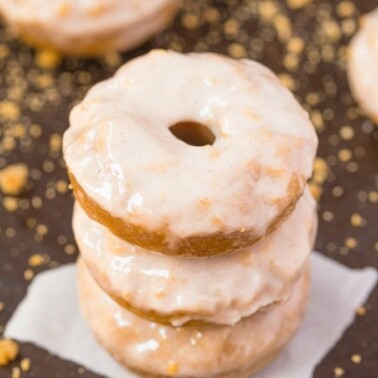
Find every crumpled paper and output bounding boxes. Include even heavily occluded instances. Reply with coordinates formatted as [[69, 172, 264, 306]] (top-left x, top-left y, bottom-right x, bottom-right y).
[[5, 252, 377, 378]]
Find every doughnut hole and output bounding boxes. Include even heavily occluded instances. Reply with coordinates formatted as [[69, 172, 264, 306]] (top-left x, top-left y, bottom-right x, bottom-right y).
[[169, 121, 216, 147]]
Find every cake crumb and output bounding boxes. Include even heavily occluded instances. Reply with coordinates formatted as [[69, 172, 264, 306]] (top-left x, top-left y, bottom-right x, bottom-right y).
[[286, 0, 312, 10], [35, 49, 61, 69], [24, 269, 34, 281], [0, 164, 28, 195], [334, 367, 345, 377], [12, 367, 20, 378], [28, 254, 47, 267], [0, 339, 19, 366], [20, 357, 31, 372], [351, 354, 361, 364], [356, 306, 367, 316]]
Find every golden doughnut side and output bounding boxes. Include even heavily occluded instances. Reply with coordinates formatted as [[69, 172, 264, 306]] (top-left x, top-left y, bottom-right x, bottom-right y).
[[69, 171, 302, 257], [77, 258, 311, 377], [2, 1, 179, 56], [81, 257, 218, 327]]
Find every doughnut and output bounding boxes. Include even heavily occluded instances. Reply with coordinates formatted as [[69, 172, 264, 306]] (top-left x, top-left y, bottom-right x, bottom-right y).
[[73, 187, 317, 326], [64, 50, 318, 257], [0, 1, 179, 56], [348, 8, 378, 122], [77, 258, 310, 378]]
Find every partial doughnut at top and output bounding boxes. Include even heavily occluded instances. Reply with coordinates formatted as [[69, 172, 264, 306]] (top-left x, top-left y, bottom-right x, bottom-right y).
[[73, 187, 317, 326], [64, 50, 318, 257], [0, 0, 179, 55], [348, 8, 378, 123]]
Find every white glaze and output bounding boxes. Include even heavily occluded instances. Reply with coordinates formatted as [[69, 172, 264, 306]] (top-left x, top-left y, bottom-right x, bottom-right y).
[[348, 8, 378, 121], [78, 259, 310, 378], [64, 50, 318, 247], [73, 188, 316, 326], [0, 0, 179, 54]]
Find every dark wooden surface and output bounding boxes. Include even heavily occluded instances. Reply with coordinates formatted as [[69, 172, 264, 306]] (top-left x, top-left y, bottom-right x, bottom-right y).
[[0, 1, 377, 377]]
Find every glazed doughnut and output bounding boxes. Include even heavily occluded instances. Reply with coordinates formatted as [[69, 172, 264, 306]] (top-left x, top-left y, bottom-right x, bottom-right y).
[[73, 187, 317, 326], [64, 50, 318, 257], [348, 8, 378, 122], [77, 258, 310, 378], [0, 1, 179, 56]]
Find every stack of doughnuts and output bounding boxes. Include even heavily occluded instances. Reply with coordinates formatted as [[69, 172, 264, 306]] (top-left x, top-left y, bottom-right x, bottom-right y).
[[63, 50, 318, 378]]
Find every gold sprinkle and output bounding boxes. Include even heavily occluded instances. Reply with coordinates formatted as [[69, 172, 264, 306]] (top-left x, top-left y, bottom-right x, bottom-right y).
[[0, 339, 19, 366], [104, 52, 122, 68], [35, 49, 61, 69], [345, 237, 357, 249], [334, 367, 345, 377], [258, 2, 278, 21], [0, 101, 20, 121], [286, 0, 312, 10], [368, 191, 378, 203], [224, 19, 240, 36], [31, 196, 42, 209], [278, 73, 296, 91], [356, 306, 367, 316], [12, 367, 20, 378], [336, 1, 355, 18], [351, 354, 361, 364], [0, 302, 4, 312], [20, 357, 31, 372], [350, 213, 365, 227], [56, 180, 68, 194], [287, 37, 304, 54], [227, 43, 247, 59], [323, 211, 334, 222], [24, 269, 34, 281], [340, 126, 354, 140], [309, 183, 322, 201], [64, 244, 76, 255], [332, 186, 343, 197], [204, 7, 219, 23], [49, 133, 62, 152], [181, 14, 199, 30], [338, 149, 352, 162], [29, 124, 42, 138], [312, 157, 328, 184], [28, 254, 47, 267], [0, 164, 28, 196], [3, 197, 19, 212], [36, 224, 48, 236]]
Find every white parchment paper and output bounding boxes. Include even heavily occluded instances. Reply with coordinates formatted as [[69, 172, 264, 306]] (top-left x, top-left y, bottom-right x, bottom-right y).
[[5, 252, 377, 378]]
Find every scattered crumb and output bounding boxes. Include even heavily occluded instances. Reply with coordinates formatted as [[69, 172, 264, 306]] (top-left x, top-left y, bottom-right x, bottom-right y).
[[20, 357, 31, 372], [351, 354, 361, 364], [2, 197, 19, 212], [12, 367, 21, 378], [350, 213, 365, 227], [345, 237, 357, 249], [24, 269, 34, 281], [356, 306, 367, 316], [286, 0, 312, 10], [35, 49, 61, 69], [334, 367, 345, 377], [28, 254, 48, 267], [0, 339, 19, 366], [0, 164, 28, 195]]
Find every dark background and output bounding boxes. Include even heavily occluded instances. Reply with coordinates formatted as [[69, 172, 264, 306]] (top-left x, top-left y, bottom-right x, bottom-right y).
[[0, 0, 377, 377]]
